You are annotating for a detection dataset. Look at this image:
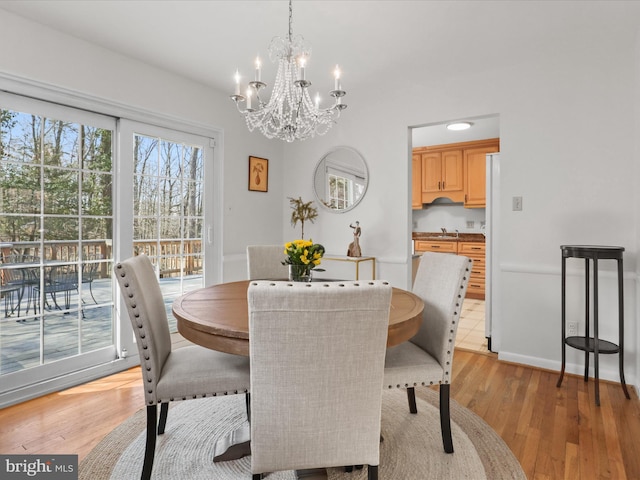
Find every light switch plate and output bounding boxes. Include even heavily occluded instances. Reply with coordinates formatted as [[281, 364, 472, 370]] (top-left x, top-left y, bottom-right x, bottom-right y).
[[512, 196, 523, 211]]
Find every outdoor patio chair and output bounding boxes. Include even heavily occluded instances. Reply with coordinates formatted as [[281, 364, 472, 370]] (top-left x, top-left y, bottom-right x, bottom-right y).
[[81, 254, 102, 304], [1, 266, 24, 318]]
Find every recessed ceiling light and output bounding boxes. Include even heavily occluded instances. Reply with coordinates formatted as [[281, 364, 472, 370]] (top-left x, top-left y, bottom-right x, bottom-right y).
[[446, 122, 473, 131]]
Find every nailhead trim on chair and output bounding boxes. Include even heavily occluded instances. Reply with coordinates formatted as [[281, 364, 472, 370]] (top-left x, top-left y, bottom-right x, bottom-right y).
[[384, 258, 472, 390], [116, 262, 249, 406]]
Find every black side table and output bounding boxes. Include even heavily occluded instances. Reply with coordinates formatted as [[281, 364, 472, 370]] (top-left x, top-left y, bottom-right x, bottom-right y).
[[556, 245, 630, 406]]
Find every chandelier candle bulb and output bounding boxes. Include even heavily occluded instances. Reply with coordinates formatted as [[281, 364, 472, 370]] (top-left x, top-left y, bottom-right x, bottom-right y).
[[234, 70, 241, 96], [255, 57, 261, 82], [315, 92, 320, 108], [246, 87, 252, 109], [299, 57, 306, 81], [334, 65, 341, 90]]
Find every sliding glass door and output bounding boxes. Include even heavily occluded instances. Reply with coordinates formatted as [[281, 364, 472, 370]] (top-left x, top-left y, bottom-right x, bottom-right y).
[[0, 93, 116, 391], [131, 130, 206, 331], [0, 95, 219, 403]]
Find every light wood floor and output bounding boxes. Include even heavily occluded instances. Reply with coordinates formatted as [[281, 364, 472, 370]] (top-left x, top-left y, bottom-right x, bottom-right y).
[[1, 349, 639, 479]]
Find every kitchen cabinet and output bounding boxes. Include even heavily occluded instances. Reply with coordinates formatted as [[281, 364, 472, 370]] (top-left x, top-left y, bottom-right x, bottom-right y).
[[414, 237, 486, 300], [414, 240, 457, 254], [420, 150, 464, 204], [458, 241, 485, 299], [412, 153, 422, 209], [464, 143, 499, 208], [412, 138, 499, 209]]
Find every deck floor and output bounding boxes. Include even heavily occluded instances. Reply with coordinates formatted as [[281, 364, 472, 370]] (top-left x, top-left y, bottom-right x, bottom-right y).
[[0, 275, 202, 376]]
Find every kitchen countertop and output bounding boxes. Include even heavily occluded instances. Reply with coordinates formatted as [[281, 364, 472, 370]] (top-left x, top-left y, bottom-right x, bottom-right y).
[[412, 232, 485, 243]]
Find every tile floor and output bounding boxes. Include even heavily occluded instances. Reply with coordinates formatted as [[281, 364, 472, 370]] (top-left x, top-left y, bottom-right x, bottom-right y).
[[456, 298, 490, 353]]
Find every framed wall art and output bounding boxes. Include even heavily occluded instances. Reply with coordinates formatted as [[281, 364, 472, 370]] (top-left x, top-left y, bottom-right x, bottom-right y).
[[248, 156, 269, 192]]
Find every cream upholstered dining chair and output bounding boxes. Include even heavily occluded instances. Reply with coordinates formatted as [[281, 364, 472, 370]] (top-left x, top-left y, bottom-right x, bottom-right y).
[[248, 280, 393, 480], [114, 255, 251, 480], [384, 251, 472, 454], [247, 245, 289, 280]]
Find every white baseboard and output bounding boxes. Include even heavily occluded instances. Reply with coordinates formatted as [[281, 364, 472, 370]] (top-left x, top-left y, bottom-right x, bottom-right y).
[[498, 350, 638, 397]]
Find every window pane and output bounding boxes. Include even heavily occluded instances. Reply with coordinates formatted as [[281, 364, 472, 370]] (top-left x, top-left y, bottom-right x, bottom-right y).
[[81, 127, 112, 172], [82, 171, 112, 216], [0, 163, 41, 215], [0, 215, 40, 243], [160, 216, 181, 240], [184, 146, 203, 181], [43, 119, 79, 168], [184, 180, 203, 217], [134, 175, 159, 216], [184, 217, 202, 240], [133, 217, 157, 242], [160, 140, 182, 179], [134, 135, 158, 176], [43, 167, 78, 215], [1, 111, 41, 165], [82, 218, 112, 242]]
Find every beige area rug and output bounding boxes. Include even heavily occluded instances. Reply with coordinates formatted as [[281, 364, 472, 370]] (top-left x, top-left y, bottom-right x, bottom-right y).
[[80, 388, 525, 480]]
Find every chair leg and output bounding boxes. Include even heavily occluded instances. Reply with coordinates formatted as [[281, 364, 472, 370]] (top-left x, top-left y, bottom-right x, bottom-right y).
[[142, 405, 158, 480], [246, 392, 251, 422], [407, 387, 417, 414], [89, 282, 98, 303], [252, 474, 262, 480], [157, 402, 169, 435], [439, 384, 454, 453], [368, 465, 378, 480]]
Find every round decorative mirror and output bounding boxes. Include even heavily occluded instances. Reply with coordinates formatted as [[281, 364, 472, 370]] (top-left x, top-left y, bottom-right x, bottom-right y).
[[313, 146, 368, 213]]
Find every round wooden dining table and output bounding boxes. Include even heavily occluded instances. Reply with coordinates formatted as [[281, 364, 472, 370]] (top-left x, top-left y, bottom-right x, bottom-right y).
[[173, 279, 425, 357]]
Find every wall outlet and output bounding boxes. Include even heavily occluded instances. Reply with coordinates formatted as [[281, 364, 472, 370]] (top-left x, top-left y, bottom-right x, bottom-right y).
[[567, 321, 578, 336], [466, 220, 474, 228]]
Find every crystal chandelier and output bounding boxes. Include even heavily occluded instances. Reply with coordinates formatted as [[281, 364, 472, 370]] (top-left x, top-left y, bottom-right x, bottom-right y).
[[231, 0, 347, 143]]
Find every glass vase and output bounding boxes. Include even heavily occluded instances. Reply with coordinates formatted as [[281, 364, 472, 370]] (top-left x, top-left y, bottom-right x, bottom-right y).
[[288, 264, 312, 282]]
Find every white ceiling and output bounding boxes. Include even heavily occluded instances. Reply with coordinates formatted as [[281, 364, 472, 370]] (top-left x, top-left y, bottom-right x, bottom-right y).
[[2, 0, 638, 98], [412, 115, 500, 147], [1, 1, 637, 148]]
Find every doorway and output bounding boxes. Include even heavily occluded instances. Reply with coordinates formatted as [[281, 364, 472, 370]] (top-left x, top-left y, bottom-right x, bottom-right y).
[[410, 114, 499, 354]]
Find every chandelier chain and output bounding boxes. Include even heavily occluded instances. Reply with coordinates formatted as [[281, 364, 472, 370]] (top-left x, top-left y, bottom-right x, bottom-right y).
[[288, 0, 293, 42]]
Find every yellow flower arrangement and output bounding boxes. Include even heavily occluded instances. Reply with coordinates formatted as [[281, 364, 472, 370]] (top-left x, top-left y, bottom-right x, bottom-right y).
[[282, 239, 325, 280]]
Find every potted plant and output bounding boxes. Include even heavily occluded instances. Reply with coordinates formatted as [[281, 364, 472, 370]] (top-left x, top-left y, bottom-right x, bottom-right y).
[[288, 196, 318, 239]]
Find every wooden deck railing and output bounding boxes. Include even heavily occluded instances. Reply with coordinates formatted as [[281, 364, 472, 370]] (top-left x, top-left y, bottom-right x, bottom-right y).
[[1, 240, 203, 279]]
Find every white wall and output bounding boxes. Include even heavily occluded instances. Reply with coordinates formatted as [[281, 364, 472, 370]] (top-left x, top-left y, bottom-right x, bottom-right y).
[[0, 9, 285, 283], [282, 22, 640, 389]]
